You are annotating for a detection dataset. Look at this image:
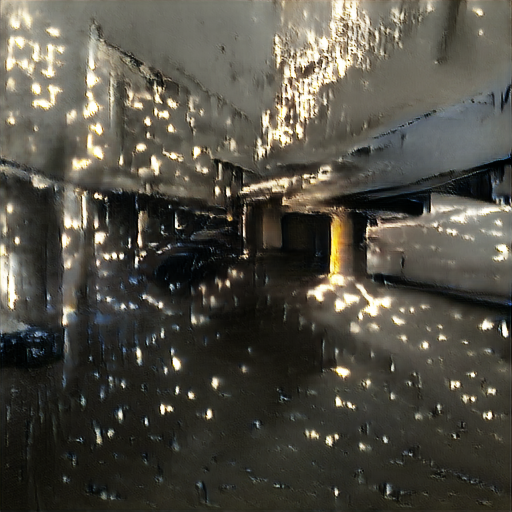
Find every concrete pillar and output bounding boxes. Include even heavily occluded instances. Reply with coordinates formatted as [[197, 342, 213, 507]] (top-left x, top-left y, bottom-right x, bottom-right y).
[[0, 173, 62, 328], [262, 200, 283, 250], [329, 209, 367, 276]]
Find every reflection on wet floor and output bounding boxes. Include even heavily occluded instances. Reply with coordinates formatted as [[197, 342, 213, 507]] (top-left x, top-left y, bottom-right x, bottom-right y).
[[1, 245, 510, 509]]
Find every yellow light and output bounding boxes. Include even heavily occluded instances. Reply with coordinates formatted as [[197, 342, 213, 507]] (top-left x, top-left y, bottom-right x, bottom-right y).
[[32, 99, 51, 110], [334, 366, 351, 379], [86, 71, 99, 88], [32, 83, 41, 95], [72, 158, 91, 171], [7, 275, 17, 310], [330, 214, 343, 274], [83, 100, 100, 118], [10, 17, 21, 29], [92, 147, 104, 160], [89, 123, 103, 135], [46, 27, 61, 37], [166, 98, 179, 109]]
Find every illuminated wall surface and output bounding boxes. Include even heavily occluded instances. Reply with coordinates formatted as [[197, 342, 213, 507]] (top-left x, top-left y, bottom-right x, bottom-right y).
[[0, 1, 511, 511], [0, 5, 256, 201], [1, 1, 510, 183]]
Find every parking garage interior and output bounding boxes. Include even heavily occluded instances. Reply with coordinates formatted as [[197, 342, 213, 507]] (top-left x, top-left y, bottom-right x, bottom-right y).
[[1, 1, 511, 510]]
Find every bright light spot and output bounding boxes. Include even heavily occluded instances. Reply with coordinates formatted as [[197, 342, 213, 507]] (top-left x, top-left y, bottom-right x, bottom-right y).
[[135, 143, 147, 153], [192, 146, 201, 159], [32, 99, 52, 110], [325, 433, 339, 447], [461, 394, 477, 404], [479, 319, 494, 331], [167, 124, 176, 132], [330, 274, 346, 286], [144, 117, 151, 126], [350, 322, 361, 334], [6, 77, 16, 91], [211, 377, 220, 390], [150, 155, 161, 175], [61, 233, 70, 248], [154, 108, 169, 119], [92, 147, 104, 160], [187, 391, 196, 400], [86, 71, 99, 88], [304, 429, 320, 440], [163, 151, 184, 161], [167, 98, 179, 109], [500, 321, 509, 338], [172, 356, 181, 371], [46, 27, 61, 37], [107, 429, 115, 439], [10, 17, 21, 29], [334, 366, 351, 379], [486, 387, 497, 396], [205, 408, 214, 420], [66, 110, 77, 125], [115, 407, 124, 423], [30, 82, 42, 95], [94, 232, 106, 245], [14, 237, 20, 245], [449, 380, 461, 390], [420, 341, 429, 350], [355, 284, 392, 317], [135, 347, 143, 366], [160, 404, 174, 415], [94, 426, 102, 445], [473, 8, 484, 16], [7, 275, 17, 310], [89, 123, 103, 135], [307, 283, 334, 302], [335, 397, 356, 410], [83, 100, 100, 118], [392, 316, 405, 326], [482, 411, 494, 420], [6, 204, 13, 214], [466, 371, 477, 378], [359, 442, 371, 452]]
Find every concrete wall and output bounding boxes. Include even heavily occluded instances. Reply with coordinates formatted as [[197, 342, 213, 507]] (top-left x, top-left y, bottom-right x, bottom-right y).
[[0, 8, 256, 203]]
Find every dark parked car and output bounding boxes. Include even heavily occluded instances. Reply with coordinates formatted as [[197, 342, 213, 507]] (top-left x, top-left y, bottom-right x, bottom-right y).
[[0, 326, 64, 368], [153, 243, 236, 292]]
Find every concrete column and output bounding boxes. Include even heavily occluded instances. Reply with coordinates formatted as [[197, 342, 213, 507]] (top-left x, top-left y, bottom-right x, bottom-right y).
[[262, 200, 283, 250], [0, 174, 62, 328], [329, 209, 367, 276]]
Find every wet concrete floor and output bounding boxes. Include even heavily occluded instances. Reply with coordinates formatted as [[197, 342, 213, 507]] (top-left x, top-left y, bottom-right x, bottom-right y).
[[1, 254, 511, 510]]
